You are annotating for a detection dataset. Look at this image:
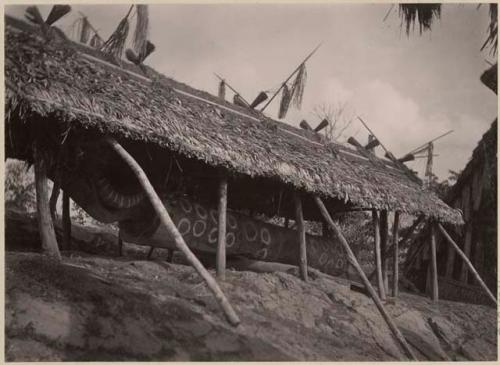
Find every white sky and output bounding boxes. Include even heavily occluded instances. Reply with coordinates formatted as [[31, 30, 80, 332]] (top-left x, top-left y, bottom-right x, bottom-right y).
[[6, 3, 497, 180]]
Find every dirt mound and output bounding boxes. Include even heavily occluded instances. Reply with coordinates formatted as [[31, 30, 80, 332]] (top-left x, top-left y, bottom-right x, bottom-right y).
[[5, 210, 498, 361]]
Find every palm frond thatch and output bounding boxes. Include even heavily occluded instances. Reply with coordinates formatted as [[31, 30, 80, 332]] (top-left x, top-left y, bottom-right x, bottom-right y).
[[399, 4, 441, 36], [278, 84, 292, 119], [218, 80, 226, 99], [45, 5, 71, 26], [24, 6, 44, 25], [291, 63, 307, 109], [79, 17, 91, 44], [480, 4, 498, 55], [100, 6, 133, 60], [4, 16, 465, 225], [133, 5, 149, 56]]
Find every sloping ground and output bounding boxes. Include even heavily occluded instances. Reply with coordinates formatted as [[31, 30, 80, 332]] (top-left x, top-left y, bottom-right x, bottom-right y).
[[5, 210, 497, 361]]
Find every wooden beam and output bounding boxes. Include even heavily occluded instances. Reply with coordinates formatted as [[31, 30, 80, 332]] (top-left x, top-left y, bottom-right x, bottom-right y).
[[437, 223, 496, 305], [460, 221, 473, 283], [392, 211, 400, 297], [147, 246, 155, 260], [117, 235, 123, 256], [314, 197, 417, 360], [49, 183, 60, 222], [217, 176, 228, 280], [294, 193, 308, 281], [106, 137, 240, 326], [365, 136, 380, 151], [368, 215, 424, 281], [372, 210, 386, 300], [166, 248, 174, 263], [380, 210, 389, 293], [62, 191, 71, 250], [430, 222, 439, 301], [347, 136, 363, 149], [34, 143, 61, 260]]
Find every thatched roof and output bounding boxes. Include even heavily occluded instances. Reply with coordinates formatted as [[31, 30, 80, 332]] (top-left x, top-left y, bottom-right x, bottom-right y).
[[5, 15, 462, 224], [446, 120, 497, 204], [480, 63, 497, 94]]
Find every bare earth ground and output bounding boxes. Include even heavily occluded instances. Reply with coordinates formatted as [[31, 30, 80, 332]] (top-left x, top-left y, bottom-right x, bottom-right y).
[[5, 209, 498, 361]]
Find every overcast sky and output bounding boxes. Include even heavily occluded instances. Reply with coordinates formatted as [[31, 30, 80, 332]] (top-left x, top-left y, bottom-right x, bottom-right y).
[[6, 3, 497, 180]]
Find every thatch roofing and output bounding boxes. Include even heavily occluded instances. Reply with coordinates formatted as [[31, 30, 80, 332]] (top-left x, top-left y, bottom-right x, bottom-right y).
[[446, 120, 497, 204], [5, 15, 462, 224]]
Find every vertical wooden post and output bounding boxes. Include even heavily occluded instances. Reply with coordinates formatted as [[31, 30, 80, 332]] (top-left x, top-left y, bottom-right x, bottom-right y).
[[217, 175, 228, 280], [372, 210, 386, 300], [460, 222, 473, 283], [117, 235, 123, 256], [314, 197, 416, 360], [106, 138, 240, 326], [147, 246, 155, 260], [392, 211, 400, 297], [380, 210, 389, 293], [62, 191, 71, 250], [430, 222, 439, 301], [166, 249, 174, 263], [34, 143, 61, 260], [437, 223, 496, 305], [294, 193, 308, 281], [284, 217, 289, 228]]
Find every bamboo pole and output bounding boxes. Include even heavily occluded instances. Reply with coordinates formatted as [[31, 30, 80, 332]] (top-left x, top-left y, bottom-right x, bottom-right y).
[[367, 215, 424, 281], [62, 191, 71, 250], [380, 210, 389, 293], [34, 143, 61, 260], [294, 193, 308, 281], [260, 43, 322, 112], [118, 235, 123, 256], [372, 210, 386, 300], [166, 249, 174, 263], [430, 222, 439, 301], [392, 211, 400, 297], [314, 197, 417, 360], [147, 246, 155, 260], [106, 137, 240, 326], [217, 176, 228, 280], [437, 223, 496, 305]]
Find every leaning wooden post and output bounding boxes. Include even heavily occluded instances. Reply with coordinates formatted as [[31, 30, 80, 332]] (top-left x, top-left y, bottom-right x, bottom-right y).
[[392, 211, 400, 298], [294, 193, 308, 281], [106, 138, 240, 326], [429, 221, 439, 301], [437, 223, 497, 305], [62, 191, 71, 250], [372, 210, 386, 300], [34, 143, 61, 260], [314, 197, 416, 360], [380, 210, 389, 293], [217, 175, 228, 280]]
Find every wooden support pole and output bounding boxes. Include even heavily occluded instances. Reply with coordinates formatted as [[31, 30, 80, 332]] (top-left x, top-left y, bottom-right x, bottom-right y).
[[437, 223, 497, 305], [34, 143, 61, 260], [49, 183, 60, 223], [118, 235, 123, 256], [106, 138, 240, 326], [294, 193, 308, 281], [392, 211, 400, 297], [166, 249, 174, 263], [62, 191, 71, 250], [372, 210, 386, 300], [380, 210, 389, 293], [314, 197, 416, 360], [368, 215, 424, 281], [217, 176, 228, 280], [430, 222, 439, 301], [147, 246, 155, 260]]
